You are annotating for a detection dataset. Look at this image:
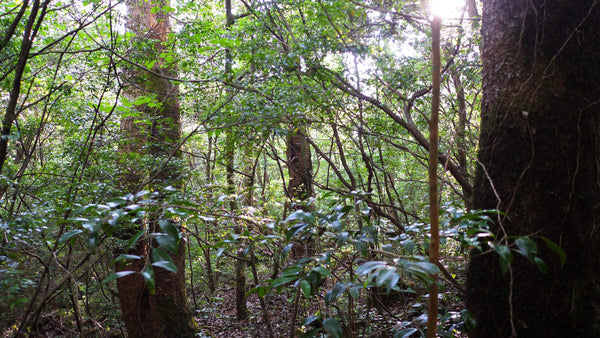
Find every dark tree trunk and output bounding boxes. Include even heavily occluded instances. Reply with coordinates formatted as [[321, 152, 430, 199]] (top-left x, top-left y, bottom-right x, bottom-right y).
[[287, 128, 315, 257], [451, 70, 471, 208], [115, 239, 156, 337], [466, 1, 600, 337], [286, 129, 313, 202]]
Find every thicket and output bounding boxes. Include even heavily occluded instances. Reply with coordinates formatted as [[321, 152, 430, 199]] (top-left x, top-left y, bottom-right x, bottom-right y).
[[0, 1, 491, 336]]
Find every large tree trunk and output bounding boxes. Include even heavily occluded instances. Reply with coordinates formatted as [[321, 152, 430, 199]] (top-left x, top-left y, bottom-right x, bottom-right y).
[[116, 0, 195, 336], [466, 1, 600, 337]]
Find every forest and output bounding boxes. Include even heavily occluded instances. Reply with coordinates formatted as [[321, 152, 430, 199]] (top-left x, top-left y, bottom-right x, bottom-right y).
[[1, 0, 599, 337]]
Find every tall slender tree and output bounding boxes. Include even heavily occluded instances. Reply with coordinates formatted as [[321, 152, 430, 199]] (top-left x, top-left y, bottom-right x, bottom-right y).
[[466, 1, 600, 336], [223, 0, 249, 322]]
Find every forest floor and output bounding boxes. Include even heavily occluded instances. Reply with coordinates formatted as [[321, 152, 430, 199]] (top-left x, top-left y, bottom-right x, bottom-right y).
[[193, 272, 467, 337], [2, 257, 467, 337]]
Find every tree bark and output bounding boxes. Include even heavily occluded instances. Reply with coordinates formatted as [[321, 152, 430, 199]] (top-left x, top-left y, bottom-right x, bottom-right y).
[[286, 128, 313, 202], [466, 1, 600, 337], [287, 127, 315, 257], [117, 0, 195, 336], [451, 70, 471, 208]]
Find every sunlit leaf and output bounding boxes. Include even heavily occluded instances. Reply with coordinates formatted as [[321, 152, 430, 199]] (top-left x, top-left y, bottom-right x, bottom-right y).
[[102, 270, 136, 285], [356, 261, 387, 276], [394, 328, 418, 338], [58, 230, 83, 244], [151, 248, 177, 273], [113, 254, 141, 263]]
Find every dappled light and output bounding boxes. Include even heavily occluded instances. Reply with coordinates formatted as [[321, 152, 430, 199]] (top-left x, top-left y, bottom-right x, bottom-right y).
[[1, 0, 597, 337]]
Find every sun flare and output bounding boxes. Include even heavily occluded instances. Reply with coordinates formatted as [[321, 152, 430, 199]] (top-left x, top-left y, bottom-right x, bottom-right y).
[[430, 0, 466, 20]]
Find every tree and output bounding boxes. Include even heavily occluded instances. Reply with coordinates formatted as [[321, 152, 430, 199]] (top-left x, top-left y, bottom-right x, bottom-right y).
[[223, 0, 249, 322], [466, 1, 600, 336], [116, 0, 195, 336], [0, 0, 48, 186]]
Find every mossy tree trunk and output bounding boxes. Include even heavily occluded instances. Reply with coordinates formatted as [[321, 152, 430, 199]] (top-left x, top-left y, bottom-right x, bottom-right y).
[[116, 0, 195, 336], [466, 1, 600, 336]]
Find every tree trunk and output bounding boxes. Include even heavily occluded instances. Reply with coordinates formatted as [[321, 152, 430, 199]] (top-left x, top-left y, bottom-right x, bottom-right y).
[[223, 0, 248, 322], [451, 70, 471, 207], [286, 128, 313, 203], [466, 1, 600, 337], [0, 0, 46, 189], [287, 128, 315, 257], [117, 0, 195, 336]]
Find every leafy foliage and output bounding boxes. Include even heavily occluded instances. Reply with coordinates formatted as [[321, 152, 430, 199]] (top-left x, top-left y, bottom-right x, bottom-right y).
[[0, 0, 488, 336]]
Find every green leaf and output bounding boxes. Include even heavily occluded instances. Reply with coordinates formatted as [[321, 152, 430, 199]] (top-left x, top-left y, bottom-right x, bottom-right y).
[[363, 226, 378, 244], [324, 282, 347, 304], [322, 318, 343, 338], [336, 231, 349, 246], [132, 95, 152, 106], [271, 275, 298, 288], [356, 261, 387, 276], [541, 236, 566, 268], [300, 279, 311, 298], [301, 316, 320, 327], [281, 267, 301, 277], [113, 254, 141, 263], [102, 270, 136, 284], [311, 266, 330, 277], [394, 328, 418, 338], [151, 248, 177, 273], [534, 257, 548, 273], [127, 229, 146, 250], [258, 285, 270, 298], [489, 242, 512, 275], [411, 260, 439, 275], [159, 219, 180, 242], [155, 234, 178, 253], [460, 309, 476, 332], [355, 240, 368, 256], [215, 247, 225, 259], [282, 243, 293, 257], [514, 236, 537, 260], [58, 230, 83, 244], [286, 210, 306, 222], [142, 266, 155, 294], [375, 267, 396, 288], [286, 223, 308, 239]]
